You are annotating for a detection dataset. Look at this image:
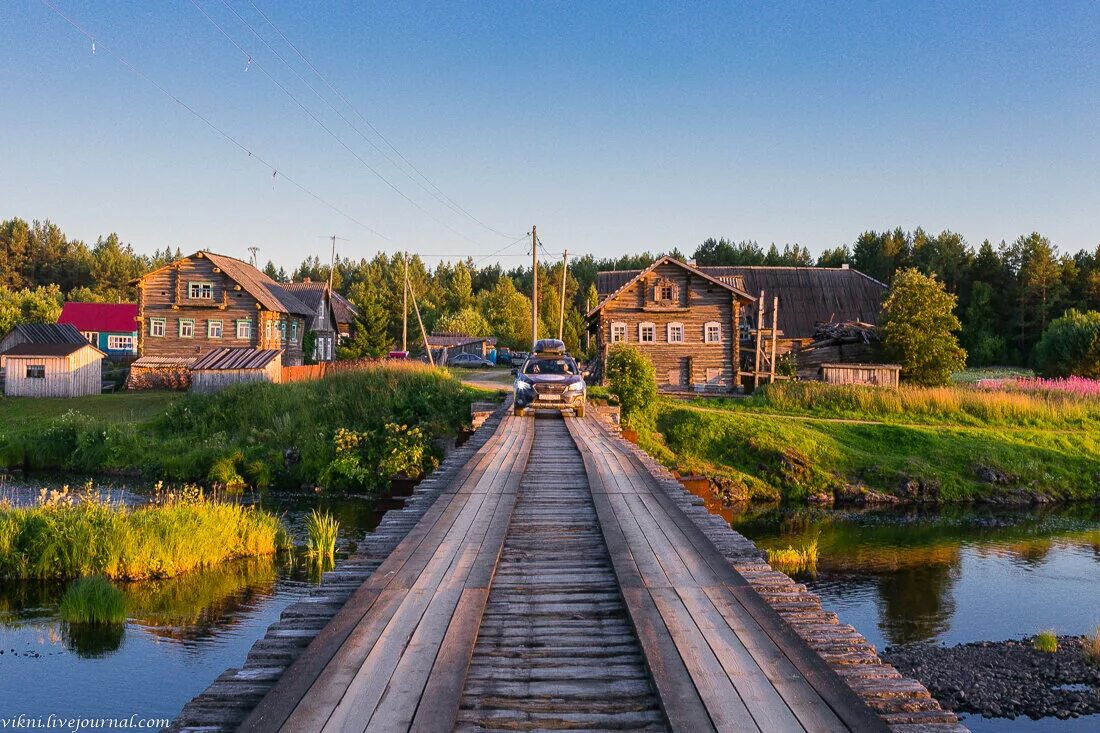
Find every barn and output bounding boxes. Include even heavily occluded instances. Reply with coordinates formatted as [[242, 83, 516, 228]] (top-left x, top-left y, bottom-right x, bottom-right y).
[[0, 338, 105, 397], [190, 347, 282, 393]]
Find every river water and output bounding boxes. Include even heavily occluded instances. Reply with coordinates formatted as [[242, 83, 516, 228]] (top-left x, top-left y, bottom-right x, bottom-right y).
[[0, 479, 382, 727], [720, 500, 1100, 731]]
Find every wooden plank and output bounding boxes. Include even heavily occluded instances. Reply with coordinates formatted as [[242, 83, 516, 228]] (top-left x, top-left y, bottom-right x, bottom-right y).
[[648, 586, 760, 732]]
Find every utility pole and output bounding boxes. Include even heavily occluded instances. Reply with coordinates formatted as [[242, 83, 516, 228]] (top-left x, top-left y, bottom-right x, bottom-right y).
[[402, 252, 409, 353], [531, 225, 538, 350], [407, 268, 433, 366], [557, 249, 569, 341]]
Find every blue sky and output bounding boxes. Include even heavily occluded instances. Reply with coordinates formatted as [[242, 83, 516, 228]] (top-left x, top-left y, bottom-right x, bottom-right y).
[[3, 1, 1099, 269]]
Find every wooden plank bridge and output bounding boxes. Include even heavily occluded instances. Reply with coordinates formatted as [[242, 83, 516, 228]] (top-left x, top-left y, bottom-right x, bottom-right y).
[[173, 403, 965, 733]]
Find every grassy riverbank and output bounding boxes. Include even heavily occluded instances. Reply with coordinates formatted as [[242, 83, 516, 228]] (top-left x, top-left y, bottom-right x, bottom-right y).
[[0, 364, 488, 491], [0, 487, 289, 580], [650, 382, 1100, 504]]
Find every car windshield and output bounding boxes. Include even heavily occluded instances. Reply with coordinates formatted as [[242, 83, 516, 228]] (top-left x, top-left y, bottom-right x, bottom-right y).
[[524, 357, 577, 375]]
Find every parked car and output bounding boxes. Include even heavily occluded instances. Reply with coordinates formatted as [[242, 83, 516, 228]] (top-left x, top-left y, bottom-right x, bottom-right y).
[[386, 350, 409, 360], [512, 340, 585, 417], [510, 351, 529, 367], [448, 353, 494, 368]]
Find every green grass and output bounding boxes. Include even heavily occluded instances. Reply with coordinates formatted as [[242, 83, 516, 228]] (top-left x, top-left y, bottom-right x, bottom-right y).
[[305, 509, 339, 562], [0, 487, 290, 580], [1034, 629, 1059, 653], [59, 575, 127, 624], [1083, 627, 1100, 664], [689, 380, 1100, 429], [652, 395, 1100, 503], [0, 365, 487, 491], [767, 539, 818, 575]]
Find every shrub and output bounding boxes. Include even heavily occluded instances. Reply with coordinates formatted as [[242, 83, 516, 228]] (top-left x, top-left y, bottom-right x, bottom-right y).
[[882, 268, 967, 386], [379, 423, 434, 479], [1033, 629, 1058, 653], [1033, 309, 1100, 379], [605, 344, 658, 431], [59, 575, 127, 624]]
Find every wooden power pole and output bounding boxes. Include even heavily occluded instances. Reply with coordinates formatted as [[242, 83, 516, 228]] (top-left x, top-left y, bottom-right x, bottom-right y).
[[754, 291, 765, 386], [531, 226, 538, 350], [407, 268, 433, 366], [769, 296, 779, 383], [402, 253, 409, 353], [558, 249, 568, 341]]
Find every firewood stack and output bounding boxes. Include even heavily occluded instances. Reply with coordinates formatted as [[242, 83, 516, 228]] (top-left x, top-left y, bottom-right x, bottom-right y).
[[795, 321, 884, 378]]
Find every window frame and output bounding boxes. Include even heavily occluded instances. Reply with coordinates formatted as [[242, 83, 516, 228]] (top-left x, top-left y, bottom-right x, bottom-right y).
[[667, 322, 684, 343], [149, 318, 166, 337], [179, 319, 195, 338], [107, 335, 134, 352], [81, 331, 99, 345], [26, 364, 46, 379], [290, 321, 299, 344], [610, 321, 627, 343], [236, 319, 252, 340], [638, 322, 656, 344], [704, 321, 722, 344], [188, 281, 214, 300], [207, 320, 223, 339]]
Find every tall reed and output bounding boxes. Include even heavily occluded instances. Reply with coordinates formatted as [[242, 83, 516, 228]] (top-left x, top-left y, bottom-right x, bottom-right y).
[[305, 509, 339, 563]]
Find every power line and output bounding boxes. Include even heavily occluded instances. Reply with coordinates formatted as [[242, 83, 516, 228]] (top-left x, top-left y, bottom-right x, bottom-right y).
[[37, 0, 390, 243], [242, 0, 523, 240], [219, 0, 521, 240], [188, 0, 500, 250]]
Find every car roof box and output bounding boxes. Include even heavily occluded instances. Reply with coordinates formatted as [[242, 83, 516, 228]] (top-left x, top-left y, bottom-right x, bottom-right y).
[[533, 338, 566, 355]]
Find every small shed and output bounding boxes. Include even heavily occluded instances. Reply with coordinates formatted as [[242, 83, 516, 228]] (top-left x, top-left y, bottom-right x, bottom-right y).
[[190, 348, 283, 393], [1, 341, 106, 397], [425, 333, 497, 363], [820, 363, 901, 388], [0, 323, 88, 365]]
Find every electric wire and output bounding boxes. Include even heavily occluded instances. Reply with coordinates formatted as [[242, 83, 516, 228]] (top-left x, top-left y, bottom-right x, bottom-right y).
[[37, 0, 391, 242]]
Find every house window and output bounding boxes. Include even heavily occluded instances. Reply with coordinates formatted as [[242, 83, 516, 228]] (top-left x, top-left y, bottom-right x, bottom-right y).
[[149, 319, 166, 337], [265, 319, 274, 343], [189, 282, 214, 300], [81, 331, 98, 345], [660, 284, 674, 301], [610, 322, 627, 343], [236, 319, 252, 339], [704, 321, 721, 343], [107, 335, 134, 352], [290, 321, 298, 344], [639, 322, 656, 343], [667, 322, 684, 343], [26, 365, 45, 379], [179, 319, 195, 338], [208, 320, 223, 339], [280, 320, 287, 344]]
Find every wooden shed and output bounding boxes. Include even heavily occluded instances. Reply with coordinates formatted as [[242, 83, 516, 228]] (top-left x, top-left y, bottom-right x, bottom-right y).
[[820, 363, 901, 388], [190, 348, 282, 393], [1, 341, 106, 398]]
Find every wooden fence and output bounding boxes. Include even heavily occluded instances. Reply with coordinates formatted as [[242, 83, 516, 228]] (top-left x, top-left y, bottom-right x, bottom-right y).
[[281, 357, 428, 384]]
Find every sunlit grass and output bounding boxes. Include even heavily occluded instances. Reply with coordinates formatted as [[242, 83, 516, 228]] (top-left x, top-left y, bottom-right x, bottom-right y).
[[305, 509, 339, 563], [1083, 626, 1100, 664], [767, 539, 818, 575], [1033, 629, 1059, 653]]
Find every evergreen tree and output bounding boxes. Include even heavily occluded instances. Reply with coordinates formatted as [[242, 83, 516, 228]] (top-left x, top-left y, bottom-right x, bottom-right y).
[[341, 278, 392, 358]]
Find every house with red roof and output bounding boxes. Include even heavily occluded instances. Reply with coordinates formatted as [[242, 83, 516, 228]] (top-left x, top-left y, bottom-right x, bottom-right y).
[[58, 302, 139, 359]]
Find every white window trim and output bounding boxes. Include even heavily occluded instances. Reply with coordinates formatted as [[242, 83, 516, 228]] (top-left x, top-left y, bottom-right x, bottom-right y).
[[81, 331, 99, 345], [236, 319, 252, 340], [189, 281, 214, 300], [667, 322, 684, 343], [179, 319, 195, 338], [208, 320, 223, 339], [107, 335, 134, 351], [149, 318, 165, 337], [704, 321, 722, 344], [610, 321, 627, 343], [638, 322, 656, 344]]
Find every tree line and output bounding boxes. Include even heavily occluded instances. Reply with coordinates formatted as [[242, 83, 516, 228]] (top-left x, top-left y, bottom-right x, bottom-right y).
[[4, 215, 1099, 367]]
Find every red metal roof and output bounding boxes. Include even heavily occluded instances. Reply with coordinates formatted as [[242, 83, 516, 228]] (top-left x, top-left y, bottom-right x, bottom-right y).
[[59, 302, 138, 333]]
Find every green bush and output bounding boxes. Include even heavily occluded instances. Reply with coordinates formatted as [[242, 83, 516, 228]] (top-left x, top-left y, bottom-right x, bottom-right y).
[[882, 268, 967, 386], [1033, 309, 1100, 379], [605, 344, 658, 431]]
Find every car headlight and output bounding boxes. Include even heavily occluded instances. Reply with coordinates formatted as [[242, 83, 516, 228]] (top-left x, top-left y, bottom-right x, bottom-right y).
[[565, 381, 585, 392], [514, 380, 533, 392]]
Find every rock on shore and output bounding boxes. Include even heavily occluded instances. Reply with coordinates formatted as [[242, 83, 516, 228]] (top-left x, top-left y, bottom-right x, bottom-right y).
[[885, 637, 1100, 720]]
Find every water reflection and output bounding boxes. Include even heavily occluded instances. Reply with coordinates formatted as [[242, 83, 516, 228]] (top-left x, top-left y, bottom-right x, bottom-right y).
[[723, 503, 1100, 650]]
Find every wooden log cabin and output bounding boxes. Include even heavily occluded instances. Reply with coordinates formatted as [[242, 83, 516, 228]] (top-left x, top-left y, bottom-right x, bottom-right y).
[[590, 258, 888, 391], [133, 251, 313, 370], [586, 257, 756, 391]]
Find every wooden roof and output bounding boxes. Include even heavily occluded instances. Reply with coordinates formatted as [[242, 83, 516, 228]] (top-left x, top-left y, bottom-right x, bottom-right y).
[[3, 323, 88, 345], [587, 256, 755, 319], [596, 262, 887, 339], [2, 342, 103, 358]]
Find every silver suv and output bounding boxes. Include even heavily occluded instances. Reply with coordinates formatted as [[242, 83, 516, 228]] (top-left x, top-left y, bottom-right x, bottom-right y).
[[512, 340, 585, 417]]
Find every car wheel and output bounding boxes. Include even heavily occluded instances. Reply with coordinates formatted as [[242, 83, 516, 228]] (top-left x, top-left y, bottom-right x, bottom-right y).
[[574, 404, 585, 418]]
